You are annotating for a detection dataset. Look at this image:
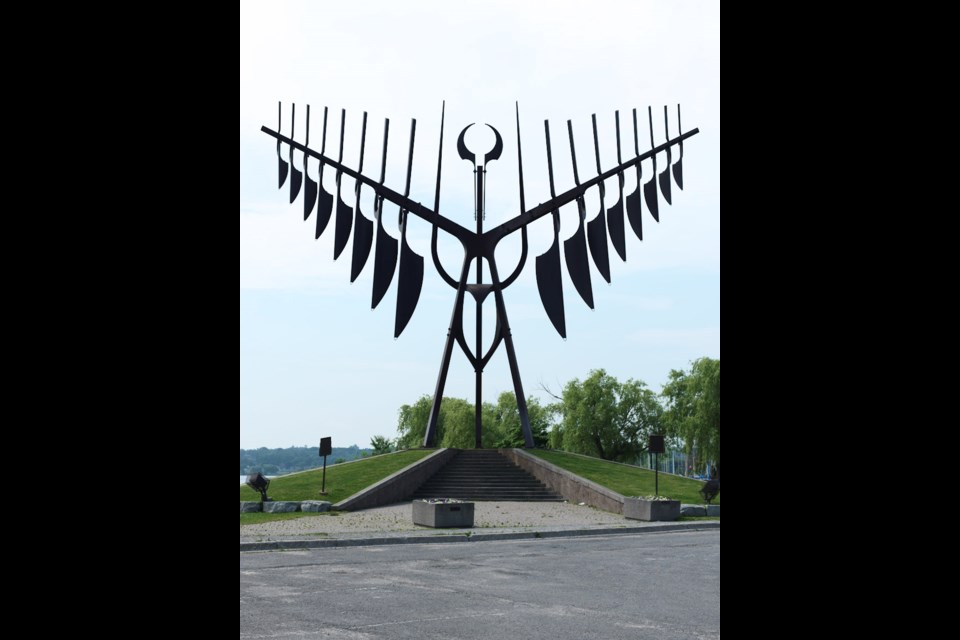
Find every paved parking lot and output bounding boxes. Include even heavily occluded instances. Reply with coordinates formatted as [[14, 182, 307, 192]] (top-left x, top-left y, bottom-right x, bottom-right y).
[[240, 530, 720, 639]]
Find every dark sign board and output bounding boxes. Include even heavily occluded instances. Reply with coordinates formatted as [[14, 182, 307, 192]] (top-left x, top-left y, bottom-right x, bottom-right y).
[[320, 437, 332, 457], [649, 435, 666, 455]]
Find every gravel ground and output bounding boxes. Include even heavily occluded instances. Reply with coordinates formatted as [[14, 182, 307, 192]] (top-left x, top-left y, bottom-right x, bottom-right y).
[[240, 502, 625, 540]]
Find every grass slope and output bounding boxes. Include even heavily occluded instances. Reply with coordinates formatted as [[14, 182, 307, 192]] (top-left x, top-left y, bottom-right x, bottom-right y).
[[530, 450, 720, 505], [239, 450, 435, 505]]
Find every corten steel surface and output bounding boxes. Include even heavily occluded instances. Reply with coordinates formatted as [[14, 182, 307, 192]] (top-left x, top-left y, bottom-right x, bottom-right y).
[[261, 103, 699, 449]]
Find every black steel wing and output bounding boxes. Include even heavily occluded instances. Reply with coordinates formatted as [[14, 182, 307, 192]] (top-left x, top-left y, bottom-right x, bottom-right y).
[[487, 106, 699, 338], [264, 103, 473, 339]]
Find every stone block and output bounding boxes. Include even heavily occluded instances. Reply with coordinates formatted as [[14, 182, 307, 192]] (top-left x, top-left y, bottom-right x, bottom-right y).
[[412, 500, 475, 528], [263, 502, 301, 514], [623, 498, 681, 522], [301, 501, 333, 513]]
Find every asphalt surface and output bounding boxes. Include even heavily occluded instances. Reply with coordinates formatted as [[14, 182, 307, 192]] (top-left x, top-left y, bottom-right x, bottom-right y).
[[240, 530, 721, 639]]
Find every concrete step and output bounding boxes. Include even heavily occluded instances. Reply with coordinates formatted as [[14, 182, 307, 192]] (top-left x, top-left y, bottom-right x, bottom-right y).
[[411, 449, 563, 502]]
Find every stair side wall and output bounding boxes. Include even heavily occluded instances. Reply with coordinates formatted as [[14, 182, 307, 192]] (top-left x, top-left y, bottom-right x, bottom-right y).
[[335, 449, 458, 511], [503, 449, 626, 515]]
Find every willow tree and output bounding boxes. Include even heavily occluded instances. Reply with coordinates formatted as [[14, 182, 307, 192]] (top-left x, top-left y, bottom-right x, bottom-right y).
[[662, 358, 721, 474]]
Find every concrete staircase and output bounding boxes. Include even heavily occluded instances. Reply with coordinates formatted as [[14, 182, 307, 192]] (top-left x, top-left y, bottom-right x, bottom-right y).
[[412, 449, 564, 502]]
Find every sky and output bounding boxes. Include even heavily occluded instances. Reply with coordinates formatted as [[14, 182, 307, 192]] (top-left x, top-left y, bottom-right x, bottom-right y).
[[240, 0, 720, 450]]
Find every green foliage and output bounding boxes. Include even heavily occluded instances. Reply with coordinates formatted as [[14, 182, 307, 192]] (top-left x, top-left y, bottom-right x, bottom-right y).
[[486, 392, 552, 448], [440, 397, 477, 449], [370, 435, 395, 456], [662, 358, 721, 470], [392, 358, 720, 473], [239, 450, 434, 504], [396, 395, 434, 449], [552, 370, 662, 462], [396, 393, 552, 449], [531, 450, 719, 505]]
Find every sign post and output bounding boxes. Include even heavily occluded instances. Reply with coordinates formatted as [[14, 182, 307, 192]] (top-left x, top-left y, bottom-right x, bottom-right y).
[[319, 437, 332, 495], [649, 435, 666, 498]]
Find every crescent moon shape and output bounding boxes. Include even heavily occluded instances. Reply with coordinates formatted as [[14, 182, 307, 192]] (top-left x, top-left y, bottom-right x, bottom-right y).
[[485, 124, 504, 165], [457, 124, 476, 164]]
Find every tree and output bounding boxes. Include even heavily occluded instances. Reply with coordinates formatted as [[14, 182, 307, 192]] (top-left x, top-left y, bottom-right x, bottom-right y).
[[439, 398, 477, 449], [486, 392, 553, 448], [370, 436, 395, 455], [396, 395, 434, 449], [395, 396, 479, 449], [554, 370, 662, 462], [662, 358, 721, 474], [396, 393, 554, 449]]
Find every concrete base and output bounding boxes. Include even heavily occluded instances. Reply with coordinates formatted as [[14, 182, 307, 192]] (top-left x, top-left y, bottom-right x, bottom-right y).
[[412, 501, 475, 528], [240, 502, 263, 514], [624, 498, 681, 522]]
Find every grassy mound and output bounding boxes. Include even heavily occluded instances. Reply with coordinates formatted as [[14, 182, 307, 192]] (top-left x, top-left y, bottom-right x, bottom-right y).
[[239, 449, 435, 506], [530, 450, 720, 505]]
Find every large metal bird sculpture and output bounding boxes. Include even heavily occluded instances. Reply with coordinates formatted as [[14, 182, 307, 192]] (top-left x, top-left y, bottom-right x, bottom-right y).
[[261, 102, 699, 448]]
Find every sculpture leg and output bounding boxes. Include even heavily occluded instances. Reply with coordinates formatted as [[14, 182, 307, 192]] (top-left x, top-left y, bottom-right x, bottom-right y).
[[475, 257, 484, 449], [489, 260, 536, 449], [424, 323, 457, 448], [424, 259, 471, 448]]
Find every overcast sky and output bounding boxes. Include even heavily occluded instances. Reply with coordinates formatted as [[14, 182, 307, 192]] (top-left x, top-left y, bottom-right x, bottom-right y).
[[240, 0, 720, 450]]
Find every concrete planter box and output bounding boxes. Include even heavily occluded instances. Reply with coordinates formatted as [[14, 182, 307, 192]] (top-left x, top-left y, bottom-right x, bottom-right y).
[[624, 498, 681, 522], [413, 500, 475, 528]]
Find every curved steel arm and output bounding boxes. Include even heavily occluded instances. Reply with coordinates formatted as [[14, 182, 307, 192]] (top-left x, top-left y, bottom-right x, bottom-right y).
[[484, 128, 699, 245], [262, 126, 473, 246], [432, 226, 460, 289]]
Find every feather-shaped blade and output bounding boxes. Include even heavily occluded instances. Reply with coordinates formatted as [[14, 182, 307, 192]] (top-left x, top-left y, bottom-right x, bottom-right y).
[[278, 157, 288, 190], [659, 105, 673, 205], [394, 234, 424, 338], [587, 115, 611, 283], [333, 189, 353, 260], [645, 107, 661, 222], [564, 213, 595, 309], [303, 105, 316, 219], [608, 174, 627, 261], [351, 213, 373, 283], [290, 165, 303, 204], [314, 107, 334, 237], [289, 104, 302, 203], [333, 110, 353, 260], [626, 184, 644, 241], [371, 213, 398, 309], [304, 174, 318, 221], [588, 210, 611, 284], [536, 238, 567, 339]]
